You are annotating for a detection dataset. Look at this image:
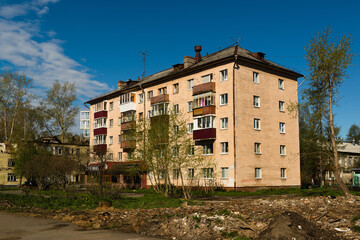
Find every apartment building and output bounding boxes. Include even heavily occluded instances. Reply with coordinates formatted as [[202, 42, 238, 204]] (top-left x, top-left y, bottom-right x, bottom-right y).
[[80, 111, 90, 138], [86, 45, 303, 190], [0, 143, 21, 187]]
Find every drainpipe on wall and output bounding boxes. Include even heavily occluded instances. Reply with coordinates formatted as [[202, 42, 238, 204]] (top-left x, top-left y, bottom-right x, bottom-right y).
[[138, 83, 146, 177], [233, 45, 239, 191]]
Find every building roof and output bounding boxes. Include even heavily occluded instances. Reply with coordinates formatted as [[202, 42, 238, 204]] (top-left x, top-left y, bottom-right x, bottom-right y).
[[86, 45, 303, 105], [338, 142, 360, 154]]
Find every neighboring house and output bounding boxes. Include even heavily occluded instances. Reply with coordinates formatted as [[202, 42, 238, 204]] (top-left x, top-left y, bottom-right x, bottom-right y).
[[80, 111, 90, 138], [0, 143, 21, 187], [85, 45, 303, 190], [336, 141, 360, 184]]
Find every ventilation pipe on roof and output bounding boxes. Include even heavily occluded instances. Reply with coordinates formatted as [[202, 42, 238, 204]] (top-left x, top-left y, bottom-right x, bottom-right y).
[[117, 81, 126, 90], [195, 45, 202, 63]]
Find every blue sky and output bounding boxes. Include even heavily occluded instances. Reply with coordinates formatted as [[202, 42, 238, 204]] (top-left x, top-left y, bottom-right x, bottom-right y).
[[0, 0, 359, 138]]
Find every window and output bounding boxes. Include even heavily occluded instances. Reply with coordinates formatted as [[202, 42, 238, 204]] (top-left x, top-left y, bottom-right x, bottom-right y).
[[188, 168, 194, 179], [127, 151, 134, 160], [7, 173, 16, 182], [254, 143, 261, 154], [349, 157, 353, 166], [173, 169, 179, 179], [118, 152, 122, 161], [220, 93, 228, 105], [188, 123, 193, 134], [253, 96, 260, 107], [254, 118, 260, 130], [221, 142, 228, 154], [193, 92, 215, 108], [220, 69, 228, 82], [279, 79, 284, 89], [201, 74, 212, 83], [188, 101, 193, 112], [118, 117, 121, 126], [194, 116, 216, 130], [172, 147, 179, 157], [158, 87, 167, 95], [173, 83, 179, 94], [202, 144, 213, 155], [148, 90, 153, 100], [188, 145, 195, 156], [139, 93, 144, 103], [173, 104, 179, 114], [158, 170, 165, 180], [188, 79, 194, 90], [109, 119, 113, 128], [138, 112, 143, 119], [221, 167, 229, 179], [7, 159, 14, 167], [255, 168, 262, 179], [280, 145, 286, 155], [109, 153, 113, 161], [94, 117, 107, 128], [109, 102, 114, 110], [95, 135, 106, 145], [280, 122, 285, 134], [119, 93, 135, 105], [58, 147, 62, 155], [281, 168, 286, 179], [253, 72, 259, 83], [279, 101, 285, 112], [202, 168, 214, 179], [118, 135, 121, 143], [221, 117, 228, 129], [109, 136, 113, 145], [174, 125, 179, 134], [151, 102, 169, 117]]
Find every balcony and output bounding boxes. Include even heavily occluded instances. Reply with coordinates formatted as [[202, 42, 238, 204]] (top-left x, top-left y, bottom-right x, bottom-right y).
[[193, 128, 216, 141], [193, 82, 215, 96], [93, 144, 107, 153], [94, 127, 107, 136], [121, 121, 135, 131], [193, 106, 216, 117], [151, 94, 169, 105], [120, 101, 137, 113], [94, 110, 107, 119], [120, 141, 136, 150]]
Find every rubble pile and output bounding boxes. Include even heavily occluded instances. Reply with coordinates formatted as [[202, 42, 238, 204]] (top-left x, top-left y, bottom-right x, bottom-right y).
[[1, 195, 360, 239]]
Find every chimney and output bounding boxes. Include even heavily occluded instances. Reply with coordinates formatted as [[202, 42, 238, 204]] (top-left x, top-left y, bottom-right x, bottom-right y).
[[172, 63, 184, 71], [184, 56, 195, 68], [117, 81, 126, 90], [250, 52, 266, 61], [195, 45, 202, 63]]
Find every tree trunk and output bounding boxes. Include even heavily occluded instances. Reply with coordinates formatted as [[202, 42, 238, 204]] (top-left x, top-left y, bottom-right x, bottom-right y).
[[329, 90, 350, 196]]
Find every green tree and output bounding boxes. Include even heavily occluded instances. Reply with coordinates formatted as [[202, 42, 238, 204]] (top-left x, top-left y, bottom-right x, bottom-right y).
[[346, 124, 360, 144], [304, 28, 353, 195], [40, 81, 79, 143], [0, 70, 32, 143]]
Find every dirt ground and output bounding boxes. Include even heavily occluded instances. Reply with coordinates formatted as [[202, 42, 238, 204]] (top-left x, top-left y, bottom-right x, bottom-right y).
[[1, 194, 360, 240]]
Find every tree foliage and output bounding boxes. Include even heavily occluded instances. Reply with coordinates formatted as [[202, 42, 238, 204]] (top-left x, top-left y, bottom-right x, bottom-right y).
[[304, 28, 353, 195], [346, 124, 360, 144], [40, 81, 79, 143]]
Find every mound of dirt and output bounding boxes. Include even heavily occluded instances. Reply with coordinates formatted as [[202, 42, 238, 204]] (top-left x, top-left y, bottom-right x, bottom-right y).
[[257, 212, 341, 240]]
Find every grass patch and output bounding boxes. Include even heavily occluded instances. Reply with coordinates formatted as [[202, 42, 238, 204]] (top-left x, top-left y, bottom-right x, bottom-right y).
[[112, 193, 183, 209], [351, 215, 360, 223], [221, 230, 239, 238], [216, 208, 231, 216]]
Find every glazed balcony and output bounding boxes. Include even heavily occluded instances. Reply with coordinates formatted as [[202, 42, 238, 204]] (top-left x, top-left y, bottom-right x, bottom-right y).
[[121, 121, 135, 131], [93, 144, 107, 153], [151, 94, 169, 105], [94, 127, 107, 136], [193, 106, 216, 117], [193, 128, 216, 141], [193, 82, 215, 96], [94, 110, 107, 119], [119, 101, 136, 113]]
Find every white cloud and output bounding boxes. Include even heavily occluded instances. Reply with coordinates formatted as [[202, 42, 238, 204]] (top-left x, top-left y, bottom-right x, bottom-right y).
[[0, 1, 110, 99], [0, 0, 60, 19]]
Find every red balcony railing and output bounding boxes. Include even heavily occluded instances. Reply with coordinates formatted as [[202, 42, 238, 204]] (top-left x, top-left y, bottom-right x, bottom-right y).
[[94, 144, 107, 153], [193, 106, 216, 117], [120, 141, 136, 149], [94, 110, 107, 119], [193, 128, 216, 141], [151, 94, 169, 105], [121, 121, 135, 131], [193, 82, 215, 96], [94, 127, 107, 136]]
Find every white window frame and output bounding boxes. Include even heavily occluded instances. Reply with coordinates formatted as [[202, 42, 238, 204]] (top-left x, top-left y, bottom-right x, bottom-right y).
[[188, 145, 195, 156], [253, 96, 260, 107], [158, 87, 167, 95], [188, 79, 194, 90], [280, 122, 286, 134], [194, 115, 216, 130], [188, 168, 194, 179], [253, 72, 259, 84], [221, 167, 229, 179], [173, 169, 179, 179], [139, 93, 144, 103], [173, 104, 179, 114], [221, 117, 228, 129], [220, 93, 228, 106], [7, 173, 16, 182], [254, 143, 261, 154], [280, 145, 286, 155], [221, 142, 228, 154], [279, 101, 285, 112], [202, 168, 214, 179], [173, 83, 179, 94], [109, 102, 114, 111], [255, 168, 262, 179], [148, 90, 153, 100], [220, 69, 228, 82], [202, 144, 213, 155], [109, 119, 113, 128], [109, 136, 113, 145], [201, 74, 212, 83], [188, 101, 193, 112], [254, 118, 260, 130], [109, 153, 113, 161], [118, 152, 122, 161], [281, 168, 286, 179], [279, 79, 284, 90], [188, 123, 194, 134]]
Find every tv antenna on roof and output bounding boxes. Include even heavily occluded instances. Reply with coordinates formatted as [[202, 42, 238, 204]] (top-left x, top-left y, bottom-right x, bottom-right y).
[[138, 51, 148, 79], [230, 36, 241, 47]]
